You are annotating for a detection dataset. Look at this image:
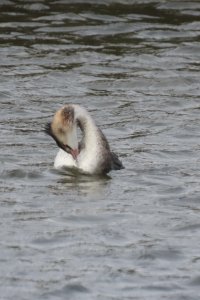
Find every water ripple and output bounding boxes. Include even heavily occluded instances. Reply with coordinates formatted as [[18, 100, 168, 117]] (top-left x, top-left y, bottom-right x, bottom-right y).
[[0, 1, 200, 300]]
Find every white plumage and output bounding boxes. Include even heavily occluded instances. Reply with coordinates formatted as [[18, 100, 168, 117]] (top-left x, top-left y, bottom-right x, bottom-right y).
[[45, 104, 124, 175]]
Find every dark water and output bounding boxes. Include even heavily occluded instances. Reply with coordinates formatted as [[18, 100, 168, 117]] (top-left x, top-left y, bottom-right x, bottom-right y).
[[0, 1, 200, 299]]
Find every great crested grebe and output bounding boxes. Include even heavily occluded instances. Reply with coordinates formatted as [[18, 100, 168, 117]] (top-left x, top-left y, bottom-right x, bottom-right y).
[[45, 104, 124, 175]]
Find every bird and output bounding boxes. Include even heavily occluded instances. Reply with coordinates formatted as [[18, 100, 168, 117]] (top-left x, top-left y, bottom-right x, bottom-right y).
[[45, 104, 124, 175]]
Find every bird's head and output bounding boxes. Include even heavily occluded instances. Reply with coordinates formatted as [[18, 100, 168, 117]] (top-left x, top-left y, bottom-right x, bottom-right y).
[[45, 105, 79, 160]]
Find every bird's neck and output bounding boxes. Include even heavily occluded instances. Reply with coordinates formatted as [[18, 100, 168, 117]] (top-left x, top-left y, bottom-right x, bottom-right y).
[[74, 105, 98, 146]]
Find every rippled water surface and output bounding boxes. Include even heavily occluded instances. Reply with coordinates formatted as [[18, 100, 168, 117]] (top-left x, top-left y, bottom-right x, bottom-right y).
[[1, 1, 200, 299]]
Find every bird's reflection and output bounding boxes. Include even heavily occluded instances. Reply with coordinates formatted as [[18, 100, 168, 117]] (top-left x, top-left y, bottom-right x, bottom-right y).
[[52, 167, 111, 196]]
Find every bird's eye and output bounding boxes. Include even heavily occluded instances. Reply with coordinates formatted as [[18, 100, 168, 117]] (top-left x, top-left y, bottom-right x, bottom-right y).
[[58, 128, 64, 134]]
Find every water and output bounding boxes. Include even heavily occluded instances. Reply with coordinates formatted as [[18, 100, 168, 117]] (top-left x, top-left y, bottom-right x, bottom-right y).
[[0, 1, 200, 299]]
